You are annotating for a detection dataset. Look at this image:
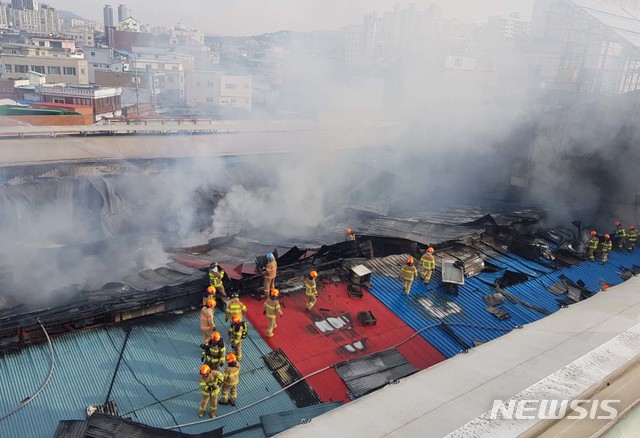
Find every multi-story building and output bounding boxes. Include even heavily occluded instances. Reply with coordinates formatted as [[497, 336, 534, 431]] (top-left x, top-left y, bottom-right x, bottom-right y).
[[129, 49, 191, 104], [0, 2, 8, 28], [64, 27, 95, 47], [529, 0, 640, 94], [185, 71, 252, 112], [83, 46, 128, 82], [103, 4, 114, 28], [37, 83, 122, 121], [0, 41, 89, 84], [11, 0, 38, 9], [117, 4, 130, 23], [38, 3, 60, 33], [483, 13, 530, 41], [118, 16, 141, 32], [169, 23, 204, 46], [8, 7, 39, 31]]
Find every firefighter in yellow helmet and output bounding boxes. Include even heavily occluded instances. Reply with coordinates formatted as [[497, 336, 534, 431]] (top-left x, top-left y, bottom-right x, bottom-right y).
[[587, 231, 599, 262], [263, 289, 284, 337], [225, 292, 247, 322], [263, 253, 277, 299], [228, 314, 248, 361], [200, 298, 216, 344], [305, 271, 318, 311], [601, 234, 612, 264], [399, 257, 418, 296], [420, 247, 436, 284], [198, 364, 224, 418], [220, 353, 241, 406]]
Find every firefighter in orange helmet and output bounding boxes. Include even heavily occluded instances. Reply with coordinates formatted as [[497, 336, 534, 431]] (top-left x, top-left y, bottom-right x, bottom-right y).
[[587, 231, 599, 262], [198, 364, 224, 418], [263, 289, 283, 337], [399, 257, 418, 296], [305, 271, 318, 311], [219, 353, 241, 406], [200, 298, 216, 344], [420, 247, 436, 284], [345, 228, 356, 241]]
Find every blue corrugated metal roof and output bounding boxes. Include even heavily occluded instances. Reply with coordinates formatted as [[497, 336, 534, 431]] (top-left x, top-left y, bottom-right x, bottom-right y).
[[0, 310, 297, 438], [366, 249, 640, 358], [260, 402, 342, 437]]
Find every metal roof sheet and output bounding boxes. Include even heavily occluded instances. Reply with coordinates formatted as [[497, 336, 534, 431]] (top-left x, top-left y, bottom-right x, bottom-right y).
[[241, 282, 445, 403], [0, 311, 297, 438], [259, 402, 342, 437], [363, 249, 640, 358]]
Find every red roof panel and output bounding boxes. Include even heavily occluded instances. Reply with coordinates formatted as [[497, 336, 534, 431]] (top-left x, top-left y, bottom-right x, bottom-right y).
[[243, 282, 445, 403]]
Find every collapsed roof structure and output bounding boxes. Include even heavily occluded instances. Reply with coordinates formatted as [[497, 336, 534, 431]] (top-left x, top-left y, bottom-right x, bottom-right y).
[[2, 198, 639, 437]]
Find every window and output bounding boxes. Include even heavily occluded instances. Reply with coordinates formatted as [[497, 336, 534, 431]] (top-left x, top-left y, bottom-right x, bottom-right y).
[[230, 98, 236, 104], [207, 81, 213, 87], [80, 68, 85, 75], [245, 99, 250, 104], [31, 65, 45, 74], [196, 81, 201, 86], [63, 67, 77, 76], [48, 66, 61, 75], [90, 51, 95, 56], [225, 83, 236, 89], [38, 41, 45, 46], [15, 65, 28, 73], [4, 64, 12, 72], [454, 58, 463, 67], [206, 97, 213, 103], [53, 98, 65, 103]]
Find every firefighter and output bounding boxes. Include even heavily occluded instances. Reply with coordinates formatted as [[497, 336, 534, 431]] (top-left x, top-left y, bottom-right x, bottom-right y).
[[203, 331, 226, 371], [399, 257, 418, 296], [601, 234, 613, 264], [263, 289, 284, 337], [203, 286, 215, 307], [225, 292, 247, 322], [615, 221, 627, 250], [263, 253, 277, 299], [587, 231, 600, 262], [200, 298, 216, 344], [209, 263, 227, 299], [305, 270, 318, 311], [228, 314, 248, 361], [628, 225, 637, 252], [198, 364, 224, 418], [420, 247, 436, 283], [345, 228, 356, 241], [220, 353, 241, 406]]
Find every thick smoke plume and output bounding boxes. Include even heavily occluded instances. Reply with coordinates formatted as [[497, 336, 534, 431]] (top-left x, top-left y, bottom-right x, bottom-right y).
[[1, 4, 640, 305]]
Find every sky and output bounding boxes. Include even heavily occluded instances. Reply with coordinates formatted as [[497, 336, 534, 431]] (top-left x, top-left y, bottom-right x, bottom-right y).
[[49, 0, 535, 36]]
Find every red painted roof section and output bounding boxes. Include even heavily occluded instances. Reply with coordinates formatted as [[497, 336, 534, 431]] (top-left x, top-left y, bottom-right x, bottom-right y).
[[243, 282, 446, 403]]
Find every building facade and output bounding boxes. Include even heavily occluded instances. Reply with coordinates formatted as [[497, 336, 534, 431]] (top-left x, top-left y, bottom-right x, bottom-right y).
[[185, 71, 252, 111], [1, 53, 89, 84], [103, 4, 114, 28], [38, 83, 122, 121]]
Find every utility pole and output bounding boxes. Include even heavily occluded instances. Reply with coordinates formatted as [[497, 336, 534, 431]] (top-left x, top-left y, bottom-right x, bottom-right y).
[[132, 53, 139, 115]]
